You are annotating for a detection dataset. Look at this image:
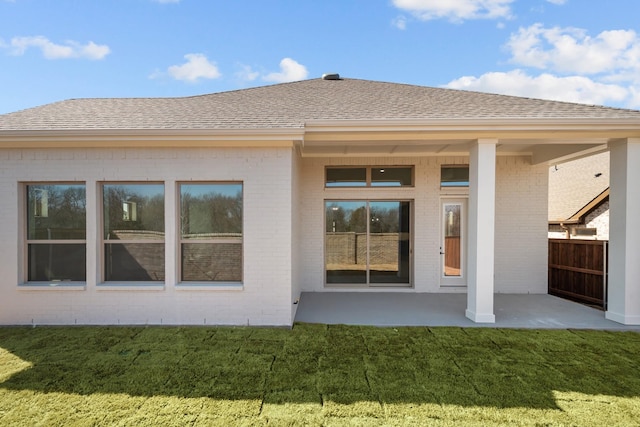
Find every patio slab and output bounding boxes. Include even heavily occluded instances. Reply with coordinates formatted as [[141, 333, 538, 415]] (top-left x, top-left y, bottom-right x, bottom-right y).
[[294, 292, 640, 330]]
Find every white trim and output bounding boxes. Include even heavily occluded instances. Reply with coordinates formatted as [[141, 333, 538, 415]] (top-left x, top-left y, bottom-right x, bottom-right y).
[[19, 283, 86, 291], [605, 311, 640, 325], [465, 309, 496, 323], [176, 284, 244, 291], [96, 284, 165, 291]]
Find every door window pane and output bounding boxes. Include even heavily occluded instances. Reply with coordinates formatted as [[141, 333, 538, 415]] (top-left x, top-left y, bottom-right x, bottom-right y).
[[180, 183, 243, 282], [325, 201, 367, 284], [443, 204, 462, 277], [326, 200, 411, 285], [369, 201, 411, 284]]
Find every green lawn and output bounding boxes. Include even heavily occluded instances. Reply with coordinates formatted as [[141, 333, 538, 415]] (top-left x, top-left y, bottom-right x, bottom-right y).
[[1, 324, 639, 426]]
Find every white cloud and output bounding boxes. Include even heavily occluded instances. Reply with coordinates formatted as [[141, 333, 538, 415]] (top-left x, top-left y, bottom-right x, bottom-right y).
[[262, 58, 308, 83], [546, 0, 567, 4], [445, 69, 630, 106], [630, 86, 640, 108], [6, 36, 110, 60], [392, 16, 408, 30], [506, 24, 640, 76], [165, 53, 221, 83], [235, 64, 260, 82], [391, 0, 513, 22]]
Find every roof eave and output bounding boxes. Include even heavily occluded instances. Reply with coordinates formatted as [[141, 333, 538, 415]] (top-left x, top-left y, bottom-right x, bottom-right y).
[[0, 128, 305, 148], [305, 117, 640, 133]]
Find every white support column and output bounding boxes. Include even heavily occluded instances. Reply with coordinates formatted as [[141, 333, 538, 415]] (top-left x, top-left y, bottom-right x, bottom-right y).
[[606, 138, 640, 325], [466, 139, 497, 323]]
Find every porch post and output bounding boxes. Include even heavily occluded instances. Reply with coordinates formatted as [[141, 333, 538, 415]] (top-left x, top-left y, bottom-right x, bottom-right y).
[[606, 138, 640, 325], [466, 139, 496, 323]]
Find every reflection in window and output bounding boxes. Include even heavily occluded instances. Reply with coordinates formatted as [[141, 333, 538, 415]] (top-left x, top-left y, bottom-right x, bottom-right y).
[[326, 168, 367, 187], [325, 200, 410, 285], [103, 184, 165, 281], [443, 203, 462, 277], [371, 167, 413, 187], [441, 166, 469, 187], [326, 167, 413, 187], [325, 201, 367, 284], [180, 183, 243, 282], [26, 184, 86, 281]]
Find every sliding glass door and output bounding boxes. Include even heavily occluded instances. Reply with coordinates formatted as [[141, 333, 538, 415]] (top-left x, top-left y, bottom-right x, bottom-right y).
[[325, 200, 411, 286]]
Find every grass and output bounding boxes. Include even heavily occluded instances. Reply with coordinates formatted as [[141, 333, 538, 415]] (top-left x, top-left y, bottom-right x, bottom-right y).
[[0, 324, 639, 426]]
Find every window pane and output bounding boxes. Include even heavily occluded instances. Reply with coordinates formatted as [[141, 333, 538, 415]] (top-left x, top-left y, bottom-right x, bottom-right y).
[[104, 243, 165, 281], [371, 167, 412, 187], [325, 201, 367, 284], [369, 201, 411, 284], [103, 184, 164, 240], [182, 243, 242, 282], [326, 168, 366, 187], [27, 184, 86, 240], [181, 184, 243, 238], [441, 166, 469, 187], [444, 204, 462, 277], [28, 244, 86, 281]]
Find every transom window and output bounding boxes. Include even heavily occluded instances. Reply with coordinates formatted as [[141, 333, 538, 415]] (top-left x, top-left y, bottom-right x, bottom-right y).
[[326, 167, 413, 187], [103, 183, 165, 282], [441, 165, 469, 187], [26, 183, 86, 282], [179, 183, 243, 282]]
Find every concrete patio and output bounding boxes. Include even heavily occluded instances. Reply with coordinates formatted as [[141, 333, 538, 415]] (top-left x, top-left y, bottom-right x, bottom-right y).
[[294, 292, 640, 330]]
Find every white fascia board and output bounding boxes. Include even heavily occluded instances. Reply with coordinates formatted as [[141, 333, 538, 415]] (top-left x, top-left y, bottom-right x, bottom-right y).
[[304, 118, 640, 134], [0, 128, 305, 148]]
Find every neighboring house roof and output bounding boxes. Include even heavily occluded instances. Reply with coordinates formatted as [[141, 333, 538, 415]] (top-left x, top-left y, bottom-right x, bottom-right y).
[[548, 152, 609, 223], [2, 77, 640, 131]]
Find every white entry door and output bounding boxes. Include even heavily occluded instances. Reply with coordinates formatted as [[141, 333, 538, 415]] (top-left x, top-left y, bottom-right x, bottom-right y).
[[440, 198, 467, 286]]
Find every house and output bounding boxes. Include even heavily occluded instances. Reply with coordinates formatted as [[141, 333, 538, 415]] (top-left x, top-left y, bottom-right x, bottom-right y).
[[548, 152, 610, 240], [1, 75, 639, 326]]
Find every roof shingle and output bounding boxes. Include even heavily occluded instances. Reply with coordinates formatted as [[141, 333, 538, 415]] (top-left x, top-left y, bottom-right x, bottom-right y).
[[1, 78, 640, 131]]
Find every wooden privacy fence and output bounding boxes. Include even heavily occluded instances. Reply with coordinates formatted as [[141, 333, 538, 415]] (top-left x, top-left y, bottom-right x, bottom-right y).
[[548, 239, 608, 309]]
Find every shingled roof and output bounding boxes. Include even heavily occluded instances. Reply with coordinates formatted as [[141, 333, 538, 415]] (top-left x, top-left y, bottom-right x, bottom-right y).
[[2, 78, 640, 131]]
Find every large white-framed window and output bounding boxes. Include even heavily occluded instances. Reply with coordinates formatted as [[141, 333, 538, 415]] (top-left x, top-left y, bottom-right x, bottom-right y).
[[25, 183, 87, 283], [102, 183, 165, 282], [179, 182, 243, 283]]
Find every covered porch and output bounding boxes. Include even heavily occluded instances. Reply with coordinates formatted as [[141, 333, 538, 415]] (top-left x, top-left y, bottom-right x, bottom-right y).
[[294, 292, 640, 330]]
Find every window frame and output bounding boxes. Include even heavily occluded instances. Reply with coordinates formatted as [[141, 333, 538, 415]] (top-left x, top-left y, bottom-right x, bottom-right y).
[[100, 181, 166, 284], [22, 182, 87, 285], [177, 181, 244, 284], [440, 165, 470, 188], [325, 166, 414, 188]]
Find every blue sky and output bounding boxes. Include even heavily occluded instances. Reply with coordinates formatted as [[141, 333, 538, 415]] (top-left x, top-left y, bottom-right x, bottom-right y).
[[1, 0, 639, 114]]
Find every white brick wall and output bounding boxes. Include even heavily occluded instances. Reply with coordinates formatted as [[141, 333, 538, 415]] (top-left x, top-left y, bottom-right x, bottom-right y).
[[0, 147, 549, 326], [0, 147, 294, 326], [585, 200, 609, 240], [494, 156, 548, 293], [297, 155, 548, 294]]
